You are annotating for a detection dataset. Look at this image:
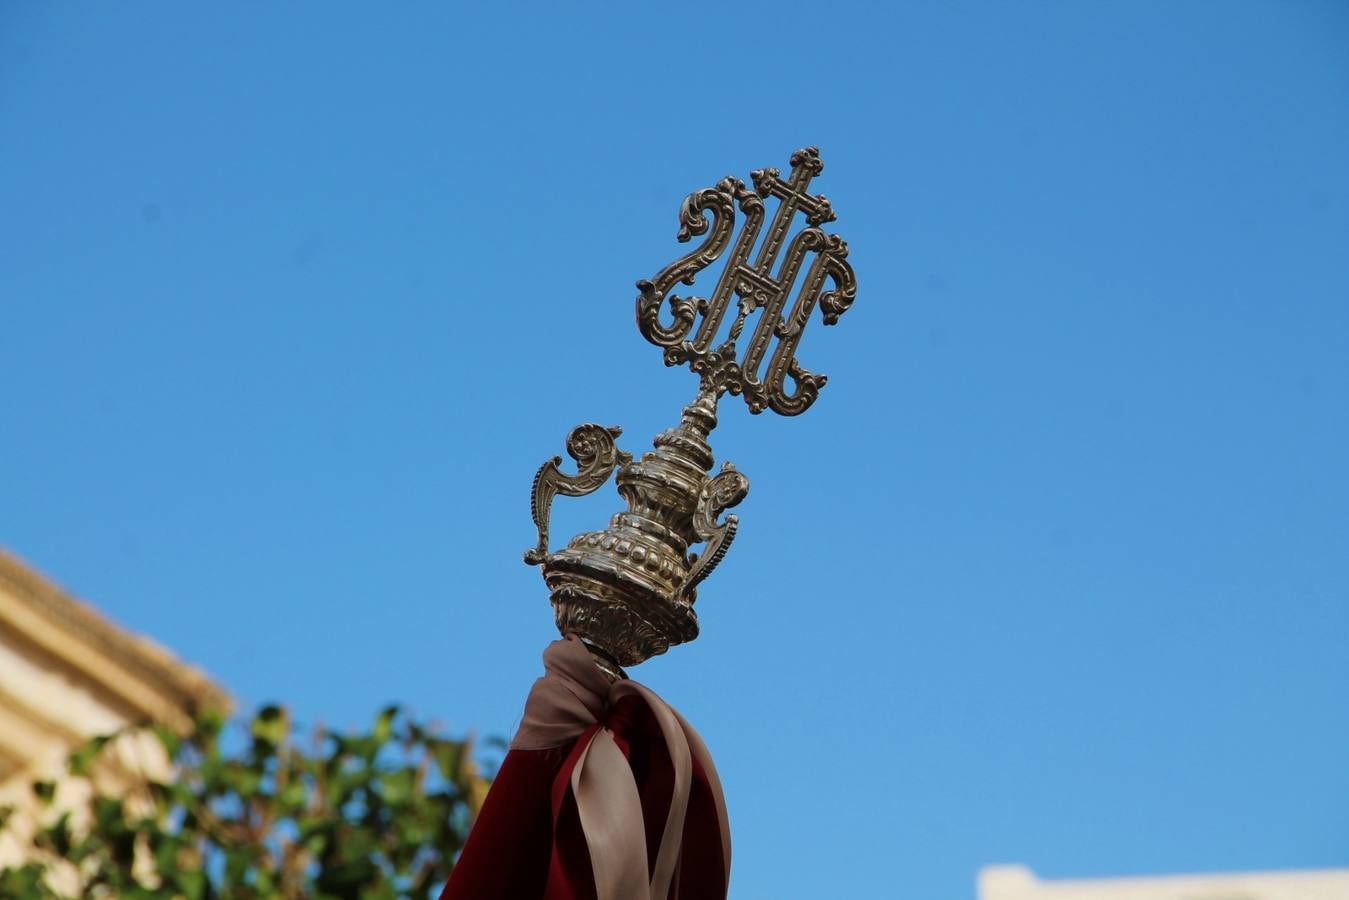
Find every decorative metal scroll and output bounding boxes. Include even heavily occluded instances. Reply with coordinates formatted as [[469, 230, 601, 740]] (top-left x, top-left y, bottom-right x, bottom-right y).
[[636, 147, 857, 415], [524, 148, 857, 672], [524, 425, 631, 567]]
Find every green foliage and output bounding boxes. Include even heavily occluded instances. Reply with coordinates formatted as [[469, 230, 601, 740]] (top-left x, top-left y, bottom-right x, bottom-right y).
[[0, 704, 491, 900]]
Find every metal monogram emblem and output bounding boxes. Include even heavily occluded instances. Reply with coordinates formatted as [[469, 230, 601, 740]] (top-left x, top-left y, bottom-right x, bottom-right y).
[[637, 146, 857, 415], [524, 148, 857, 676]]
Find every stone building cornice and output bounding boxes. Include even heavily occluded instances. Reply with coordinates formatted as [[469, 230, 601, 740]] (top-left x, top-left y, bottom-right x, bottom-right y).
[[0, 548, 229, 732]]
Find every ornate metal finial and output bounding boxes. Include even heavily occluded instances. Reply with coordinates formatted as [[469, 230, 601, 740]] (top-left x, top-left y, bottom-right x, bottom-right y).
[[636, 145, 857, 414], [524, 148, 857, 673]]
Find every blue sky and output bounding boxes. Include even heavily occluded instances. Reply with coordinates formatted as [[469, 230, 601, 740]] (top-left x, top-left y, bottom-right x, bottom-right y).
[[3, 3, 1347, 897]]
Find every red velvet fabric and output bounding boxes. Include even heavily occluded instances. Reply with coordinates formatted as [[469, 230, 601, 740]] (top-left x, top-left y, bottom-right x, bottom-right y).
[[440, 695, 727, 900]]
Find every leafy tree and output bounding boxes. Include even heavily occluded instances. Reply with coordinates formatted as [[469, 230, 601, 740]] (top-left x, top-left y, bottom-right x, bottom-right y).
[[0, 704, 493, 899]]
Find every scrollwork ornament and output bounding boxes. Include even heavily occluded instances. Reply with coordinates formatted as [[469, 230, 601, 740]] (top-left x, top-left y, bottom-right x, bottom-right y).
[[524, 424, 631, 566], [635, 185, 738, 348], [819, 247, 857, 325], [681, 462, 750, 602]]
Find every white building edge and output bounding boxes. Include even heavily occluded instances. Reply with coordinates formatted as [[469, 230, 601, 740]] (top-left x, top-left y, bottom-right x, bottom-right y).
[[981, 864, 1349, 900]]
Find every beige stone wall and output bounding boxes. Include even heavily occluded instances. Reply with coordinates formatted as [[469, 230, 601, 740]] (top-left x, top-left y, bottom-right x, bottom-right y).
[[980, 865, 1349, 900], [0, 629, 167, 867], [0, 550, 227, 868]]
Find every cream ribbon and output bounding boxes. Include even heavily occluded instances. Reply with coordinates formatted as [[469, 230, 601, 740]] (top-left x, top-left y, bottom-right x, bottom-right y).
[[511, 636, 731, 900]]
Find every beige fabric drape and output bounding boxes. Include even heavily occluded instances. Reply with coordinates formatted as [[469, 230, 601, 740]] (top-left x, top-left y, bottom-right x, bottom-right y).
[[511, 635, 731, 900]]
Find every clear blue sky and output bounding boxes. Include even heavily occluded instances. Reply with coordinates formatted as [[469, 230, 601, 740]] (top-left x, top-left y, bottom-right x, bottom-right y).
[[3, 3, 1346, 897]]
